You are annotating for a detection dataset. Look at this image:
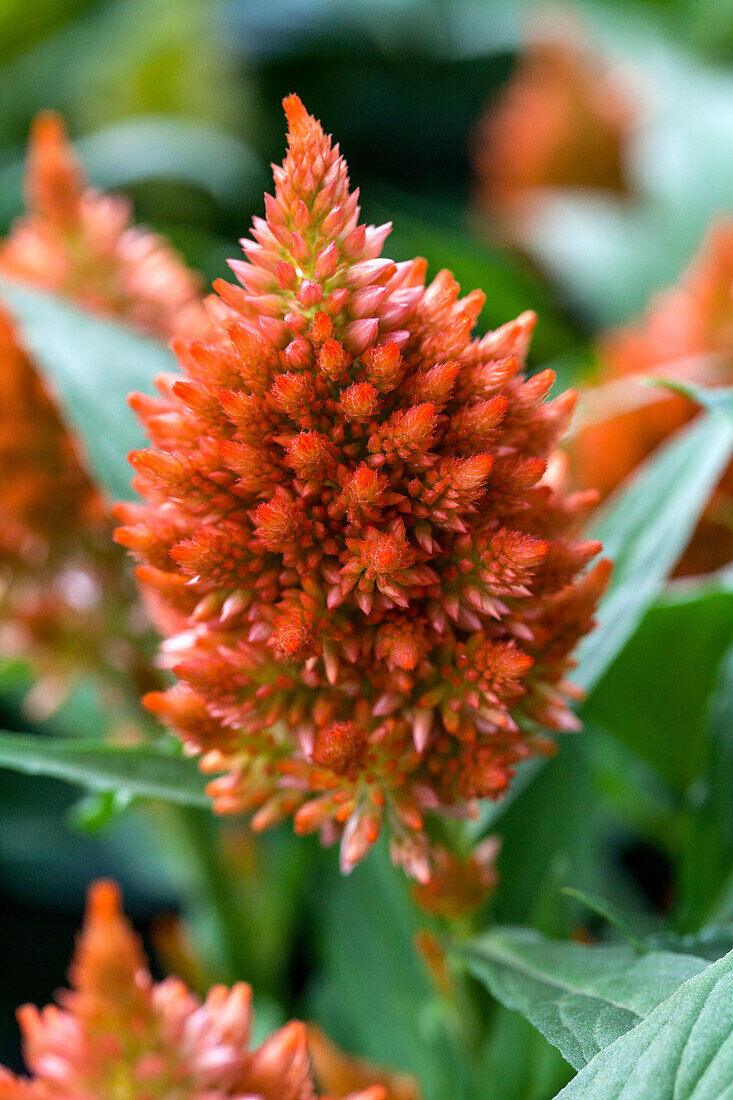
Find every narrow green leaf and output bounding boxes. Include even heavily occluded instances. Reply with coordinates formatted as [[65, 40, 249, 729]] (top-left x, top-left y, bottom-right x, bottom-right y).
[[575, 413, 733, 695], [463, 927, 708, 1070], [562, 889, 649, 953], [0, 734, 209, 807], [552, 950, 733, 1098], [0, 277, 177, 500]]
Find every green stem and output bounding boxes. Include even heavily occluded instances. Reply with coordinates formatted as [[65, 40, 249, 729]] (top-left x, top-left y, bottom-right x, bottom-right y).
[[160, 804, 249, 983]]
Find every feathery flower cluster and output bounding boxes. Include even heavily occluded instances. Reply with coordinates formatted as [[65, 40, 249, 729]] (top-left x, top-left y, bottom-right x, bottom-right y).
[[0, 113, 207, 713], [0, 880, 383, 1100], [573, 221, 733, 575], [118, 96, 608, 878], [473, 28, 635, 224]]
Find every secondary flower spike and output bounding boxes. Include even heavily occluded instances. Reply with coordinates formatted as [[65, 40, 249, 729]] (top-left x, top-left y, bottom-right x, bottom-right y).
[[0, 112, 208, 716], [0, 111, 207, 339], [473, 26, 635, 224], [118, 95, 609, 879], [572, 221, 733, 575], [0, 880, 383, 1100]]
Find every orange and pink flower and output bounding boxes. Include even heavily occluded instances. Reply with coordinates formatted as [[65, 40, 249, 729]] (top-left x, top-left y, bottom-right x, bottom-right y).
[[0, 880, 383, 1100], [118, 96, 608, 879]]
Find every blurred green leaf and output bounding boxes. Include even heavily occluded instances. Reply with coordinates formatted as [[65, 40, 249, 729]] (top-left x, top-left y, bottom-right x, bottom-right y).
[[676, 643, 733, 929], [68, 787, 136, 833], [649, 923, 733, 963], [0, 733, 209, 806], [76, 116, 265, 212], [0, 277, 176, 500], [584, 575, 733, 789], [475, 1004, 573, 1100], [550, 949, 733, 1098], [487, 741, 601, 931], [575, 414, 733, 695], [463, 928, 708, 1070], [308, 843, 460, 1100]]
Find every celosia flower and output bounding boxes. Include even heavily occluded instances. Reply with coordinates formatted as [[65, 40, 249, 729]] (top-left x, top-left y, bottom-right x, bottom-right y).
[[0, 112, 207, 713], [118, 95, 609, 878], [473, 26, 635, 223], [0, 111, 208, 340], [0, 880, 383, 1100], [572, 221, 733, 575]]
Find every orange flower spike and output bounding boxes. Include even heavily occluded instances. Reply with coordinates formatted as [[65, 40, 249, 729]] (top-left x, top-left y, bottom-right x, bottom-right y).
[[0, 110, 212, 715], [1, 880, 382, 1100], [573, 221, 733, 574], [0, 111, 207, 340], [473, 26, 636, 222], [118, 96, 608, 880]]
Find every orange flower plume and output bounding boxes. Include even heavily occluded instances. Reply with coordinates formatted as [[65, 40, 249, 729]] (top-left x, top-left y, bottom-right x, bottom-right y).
[[0, 880, 383, 1100], [0, 112, 207, 713], [117, 95, 609, 879], [573, 221, 733, 575], [473, 26, 635, 223], [0, 111, 207, 339]]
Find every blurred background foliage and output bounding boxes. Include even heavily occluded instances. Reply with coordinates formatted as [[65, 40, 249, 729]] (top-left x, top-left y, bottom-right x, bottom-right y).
[[0, 1, 730, 1096]]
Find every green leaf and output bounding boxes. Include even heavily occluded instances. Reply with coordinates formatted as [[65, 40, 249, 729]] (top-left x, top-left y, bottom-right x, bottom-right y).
[[463, 927, 709, 1071], [308, 842, 460, 1100], [551, 949, 733, 1098], [0, 277, 176, 500], [649, 379, 733, 422], [575, 413, 733, 695], [649, 925, 733, 963], [676, 642, 733, 929], [0, 734, 209, 807], [475, 1004, 573, 1100], [584, 575, 733, 790]]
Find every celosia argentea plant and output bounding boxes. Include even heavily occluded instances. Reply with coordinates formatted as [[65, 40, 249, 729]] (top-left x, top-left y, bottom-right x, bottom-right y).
[[117, 96, 609, 880], [0, 880, 383, 1100]]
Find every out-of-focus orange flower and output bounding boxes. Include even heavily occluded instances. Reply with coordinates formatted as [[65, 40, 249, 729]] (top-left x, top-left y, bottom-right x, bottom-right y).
[[0, 881, 384, 1100], [0, 112, 208, 715], [573, 221, 733, 575], [307, 1027, 420, 1100], [0, 112, 208, 340], [118, 95, 609, 879], [473, 26, 636, 224], [411, 837, 500, 919]]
